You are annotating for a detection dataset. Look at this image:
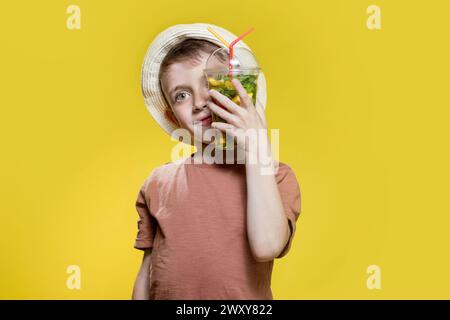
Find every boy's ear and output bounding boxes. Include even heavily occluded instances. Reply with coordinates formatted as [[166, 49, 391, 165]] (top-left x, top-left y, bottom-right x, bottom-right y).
[[165, 108, 180, 127], [160, 83, 180, 127]]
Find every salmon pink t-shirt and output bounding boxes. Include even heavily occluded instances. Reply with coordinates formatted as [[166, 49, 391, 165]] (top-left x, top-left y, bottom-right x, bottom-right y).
[[133, 155, 301, 300]]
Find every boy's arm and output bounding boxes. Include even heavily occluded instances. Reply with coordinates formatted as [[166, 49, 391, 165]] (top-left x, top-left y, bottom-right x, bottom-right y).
[[245, 133, 292, 262], [208, 79, 292, 262], [245, 158, 291, 262], [132, 248, 152, 300]]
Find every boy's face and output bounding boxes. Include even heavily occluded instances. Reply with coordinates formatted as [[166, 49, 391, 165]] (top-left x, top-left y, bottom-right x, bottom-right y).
[[160, 51, 215, 144]]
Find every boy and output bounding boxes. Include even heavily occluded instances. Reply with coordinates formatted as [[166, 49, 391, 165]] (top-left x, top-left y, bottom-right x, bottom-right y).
[[132, 24, 301, 300]]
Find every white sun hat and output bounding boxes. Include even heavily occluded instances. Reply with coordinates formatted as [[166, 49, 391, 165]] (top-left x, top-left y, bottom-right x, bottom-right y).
[[141, 22, 267, 136]]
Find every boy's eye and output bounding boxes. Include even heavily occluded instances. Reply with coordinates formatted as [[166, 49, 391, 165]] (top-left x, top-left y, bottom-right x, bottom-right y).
[[174, 91, 190, 103]]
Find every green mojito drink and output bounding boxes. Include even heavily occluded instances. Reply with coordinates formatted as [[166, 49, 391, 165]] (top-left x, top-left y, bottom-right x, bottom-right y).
[[204, 47, 261, 149], [207, 73, 258, 116]]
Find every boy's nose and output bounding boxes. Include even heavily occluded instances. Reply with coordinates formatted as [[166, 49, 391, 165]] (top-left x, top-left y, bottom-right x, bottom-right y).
[[193, 90, 211, 112], [193, 103, 208, 112]]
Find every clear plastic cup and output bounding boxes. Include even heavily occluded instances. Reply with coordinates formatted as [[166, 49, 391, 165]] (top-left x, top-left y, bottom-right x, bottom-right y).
[[204, 47, 261, 149]]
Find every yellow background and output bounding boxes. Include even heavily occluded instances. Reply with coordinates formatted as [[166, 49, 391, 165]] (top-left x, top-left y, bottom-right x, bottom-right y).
[[1, 0, 449, 299]]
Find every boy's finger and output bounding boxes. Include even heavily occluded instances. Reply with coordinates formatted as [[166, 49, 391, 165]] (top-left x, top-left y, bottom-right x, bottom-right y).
[[231, 78, 252, 108], [209, 89, 242, 115], [207, 101, 240, 127], [211, 121, 236, 134]]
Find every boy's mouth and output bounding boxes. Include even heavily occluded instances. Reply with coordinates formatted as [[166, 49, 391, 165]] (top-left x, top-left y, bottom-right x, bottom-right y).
[[196, 114, 212, 126]]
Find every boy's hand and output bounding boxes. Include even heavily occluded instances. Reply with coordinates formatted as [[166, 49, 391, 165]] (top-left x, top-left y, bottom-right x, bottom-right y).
[[207, 78, 268, 153]]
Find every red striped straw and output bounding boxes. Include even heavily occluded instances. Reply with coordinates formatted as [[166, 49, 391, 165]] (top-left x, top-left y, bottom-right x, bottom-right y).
[[228, 27, 255, 78]]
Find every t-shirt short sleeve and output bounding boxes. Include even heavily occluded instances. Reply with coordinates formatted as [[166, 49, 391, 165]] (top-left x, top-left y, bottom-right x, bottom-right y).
[[133, 177, 157, 251], [275, 163, 301, 259]]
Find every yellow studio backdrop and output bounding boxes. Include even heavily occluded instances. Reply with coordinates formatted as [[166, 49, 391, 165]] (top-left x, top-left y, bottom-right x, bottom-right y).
[[1, 0, 449, 299]]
